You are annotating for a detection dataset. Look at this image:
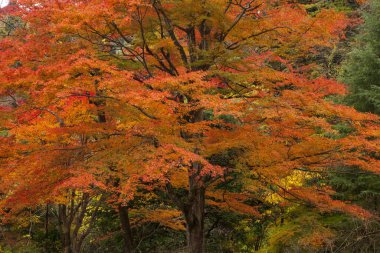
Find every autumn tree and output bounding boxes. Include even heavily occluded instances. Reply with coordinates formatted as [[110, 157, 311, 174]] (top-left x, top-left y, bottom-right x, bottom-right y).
[[0, 1, 379, 253]]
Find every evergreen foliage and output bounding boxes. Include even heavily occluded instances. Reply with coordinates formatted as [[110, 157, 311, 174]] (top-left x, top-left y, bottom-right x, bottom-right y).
[[340, 0, 380, 114]]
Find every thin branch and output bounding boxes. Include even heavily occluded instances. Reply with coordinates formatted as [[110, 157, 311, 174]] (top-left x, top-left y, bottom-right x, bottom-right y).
[[36, 107, 65, 127], [221, 1, 262, 41], [226, 26, 292, 50], [152, 0, 189, 69]]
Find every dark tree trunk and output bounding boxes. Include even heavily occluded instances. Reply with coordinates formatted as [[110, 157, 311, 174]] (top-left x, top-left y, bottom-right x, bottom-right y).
[[185, 188, 205, 253], [166, 161, 207, 253], [185, 185, 205, 253], [63, 230, 73, 253], [185, 169, 206, 253], [44, 204, 49, 253], [118, 205, 134, 253], [45, 204, 49, 238], [58, 204, 73, 253], [185, 110, 207, 253]]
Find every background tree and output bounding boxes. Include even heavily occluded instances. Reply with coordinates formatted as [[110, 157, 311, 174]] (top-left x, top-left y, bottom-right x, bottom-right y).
[[340, 0, 380, 114]]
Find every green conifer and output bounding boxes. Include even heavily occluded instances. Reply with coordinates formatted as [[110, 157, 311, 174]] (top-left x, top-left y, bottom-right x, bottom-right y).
[[340, 0, 380, 114]]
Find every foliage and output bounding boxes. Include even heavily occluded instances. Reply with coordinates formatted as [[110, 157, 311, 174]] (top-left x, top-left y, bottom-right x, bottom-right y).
[[0, 0, 379, 253], [340, 0, 380, 114]]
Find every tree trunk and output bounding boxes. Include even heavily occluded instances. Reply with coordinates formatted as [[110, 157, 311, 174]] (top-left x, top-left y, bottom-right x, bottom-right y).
[[184, 110, 206, 253], [44, 204, 49, 253], [62, 226, 72, 253], [45, 204, 49, 238], [185, 175, 205, 253], [58, 204, 73, 253], [118, 205, 134, 253]]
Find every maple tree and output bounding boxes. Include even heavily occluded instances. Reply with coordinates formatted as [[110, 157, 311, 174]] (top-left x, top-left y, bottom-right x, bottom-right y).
[[0, 0, 379, 253]]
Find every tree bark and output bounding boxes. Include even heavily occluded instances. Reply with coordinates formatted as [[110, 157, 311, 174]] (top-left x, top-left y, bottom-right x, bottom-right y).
[[58, 204, 73, 253], [63, 229, 73, 253], [44, 203, 50, 253], [184, 109, 207, 253], [183, 155, 206, 253], [185, 182, 205, 253], [118, 205, 134, 253], [45, 204, 49, 238]]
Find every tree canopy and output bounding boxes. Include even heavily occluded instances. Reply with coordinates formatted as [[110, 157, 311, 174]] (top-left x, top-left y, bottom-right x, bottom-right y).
[[340, 0, 380, 114], [0, 0, 379, 253]]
